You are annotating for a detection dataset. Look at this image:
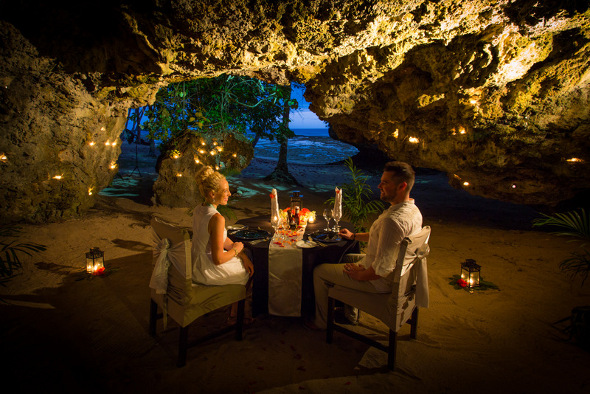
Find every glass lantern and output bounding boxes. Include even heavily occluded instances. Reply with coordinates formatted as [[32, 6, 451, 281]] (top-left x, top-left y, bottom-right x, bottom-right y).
[[460, 259, 480, 289], [290, 191, 302, 212], [86, 247, 105, 275]]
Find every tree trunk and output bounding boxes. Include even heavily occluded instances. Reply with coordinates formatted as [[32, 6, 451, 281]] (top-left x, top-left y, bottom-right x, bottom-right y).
[[265, 84, 298, 184]]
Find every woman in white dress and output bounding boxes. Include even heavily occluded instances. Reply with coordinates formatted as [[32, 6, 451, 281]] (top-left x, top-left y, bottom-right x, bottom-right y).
[[192, 167, 254, 320]]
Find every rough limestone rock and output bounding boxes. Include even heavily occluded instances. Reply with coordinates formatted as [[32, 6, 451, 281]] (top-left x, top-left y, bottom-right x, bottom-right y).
[[1, 0, 589, 222], [153, 132, 254, 207]]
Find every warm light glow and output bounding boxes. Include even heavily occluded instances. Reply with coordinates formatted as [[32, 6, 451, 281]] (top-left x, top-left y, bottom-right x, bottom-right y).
[[100, 126, 105, 132], [215, 165, 220, 170], [172, 154, 180, 159], [567, 157, 583, 163], [176, 173, 183, 177], [463, 181, 470, 187], [195, 158, 201, 164], [0, 153, 7, 162], [111, 140, 117, 147], [105, 141, 111, 146], [88, 141, 96, 146], [232, 153, 237, 158], [88, 188, 93, 196], [451, 128, 457, 136], [110, 162, 117, 170], [201, 141, 206, 146], [216, 146, 223, 152], [511, 184, 517, 189], [199, 149, 205, 154], [53, 174, 63, 180], [213, 141, 218, 146], [408, 136, 419, 144], [459, 127, 466, 134], [393, 129, 399, 138], [469, 99, 478, 105], [210, 150, 216, 156]]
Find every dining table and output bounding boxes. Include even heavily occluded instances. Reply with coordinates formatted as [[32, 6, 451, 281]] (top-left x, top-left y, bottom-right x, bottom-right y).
[[228, 215, 360, 319]]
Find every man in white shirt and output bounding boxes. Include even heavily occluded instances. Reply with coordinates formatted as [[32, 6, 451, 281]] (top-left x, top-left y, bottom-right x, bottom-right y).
[[309, 161, 423, 329]]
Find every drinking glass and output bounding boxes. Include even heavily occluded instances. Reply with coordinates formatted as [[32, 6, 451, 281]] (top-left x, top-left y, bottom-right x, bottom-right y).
[[271, 214, 281, 238], [322, 209, 331, 232], [332, 208, 342, 233]]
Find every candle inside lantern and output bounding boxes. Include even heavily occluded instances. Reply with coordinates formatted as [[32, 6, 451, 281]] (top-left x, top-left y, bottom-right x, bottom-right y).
[[86, 247, 105, 275], [460, 259, 481, 289]]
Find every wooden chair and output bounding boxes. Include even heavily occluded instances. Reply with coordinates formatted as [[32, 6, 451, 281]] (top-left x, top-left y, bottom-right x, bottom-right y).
[[148, 217, 247, 367], [326, 226, 431, 370]]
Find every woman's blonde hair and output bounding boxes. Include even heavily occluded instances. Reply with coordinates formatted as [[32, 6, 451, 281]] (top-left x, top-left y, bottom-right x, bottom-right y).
[[195, 166, 225, 202]]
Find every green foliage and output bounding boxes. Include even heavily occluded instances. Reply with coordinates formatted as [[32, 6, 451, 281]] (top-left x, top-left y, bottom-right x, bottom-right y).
[[142, 75, 298, 153], [326, 158, 384, 232], [0, 226, 47, 283], [533, 208, 590, 286]]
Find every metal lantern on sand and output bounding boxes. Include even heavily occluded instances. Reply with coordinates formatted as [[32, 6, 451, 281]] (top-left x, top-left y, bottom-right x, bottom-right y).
[[460, 259, 480, 289], [86, 247, 105, 275]]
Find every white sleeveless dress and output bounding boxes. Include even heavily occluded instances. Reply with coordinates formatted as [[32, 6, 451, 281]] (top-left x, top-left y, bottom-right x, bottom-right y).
[[191, 204, 249, 286]]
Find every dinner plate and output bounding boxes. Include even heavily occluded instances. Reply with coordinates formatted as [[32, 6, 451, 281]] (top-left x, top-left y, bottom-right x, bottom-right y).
[[310, 232, 342, 243], [296, 240, 317, 248], [230, 228, 270, 241]]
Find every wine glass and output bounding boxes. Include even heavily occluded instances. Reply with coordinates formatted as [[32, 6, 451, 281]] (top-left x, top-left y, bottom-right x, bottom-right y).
[[332, 208, 342, 233], [271, 214, 281, 239], [322, 209, 332, 232]]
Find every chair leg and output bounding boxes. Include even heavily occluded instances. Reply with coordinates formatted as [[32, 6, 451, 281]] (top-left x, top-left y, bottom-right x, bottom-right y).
[[410, 307, 419, 339], [326, 297, 335, 344], [388, 330, 397, 370], [177, 326, 188, 368], [149, 299, 158, 336], [235, 299, 245, 341]]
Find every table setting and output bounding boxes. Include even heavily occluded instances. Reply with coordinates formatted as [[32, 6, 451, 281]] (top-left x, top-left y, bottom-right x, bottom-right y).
[[228, 188, 358, 318]]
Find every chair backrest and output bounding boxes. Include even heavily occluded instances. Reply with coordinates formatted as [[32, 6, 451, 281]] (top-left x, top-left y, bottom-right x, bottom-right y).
[[389, 226, 431, 330], [150, 217, 193, 305]]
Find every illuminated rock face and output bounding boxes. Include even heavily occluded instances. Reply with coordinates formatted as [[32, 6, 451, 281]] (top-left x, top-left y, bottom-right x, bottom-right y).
[[1, 1, 589, 222]]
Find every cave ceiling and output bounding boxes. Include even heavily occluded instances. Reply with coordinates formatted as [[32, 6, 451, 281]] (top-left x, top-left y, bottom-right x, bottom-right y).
[[1, 0, 589, 222]]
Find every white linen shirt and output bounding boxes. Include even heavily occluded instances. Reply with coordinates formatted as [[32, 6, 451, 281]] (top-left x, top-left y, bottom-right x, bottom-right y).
[[361, 200, 423, 292]]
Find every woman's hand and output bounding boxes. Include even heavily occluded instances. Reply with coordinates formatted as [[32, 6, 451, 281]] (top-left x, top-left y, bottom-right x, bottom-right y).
[[232, 241, 244, 255], [241, 253, 254, 276]]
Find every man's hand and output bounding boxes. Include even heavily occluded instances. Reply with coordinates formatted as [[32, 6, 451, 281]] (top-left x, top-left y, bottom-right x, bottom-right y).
[[339, 228, 354, 240]]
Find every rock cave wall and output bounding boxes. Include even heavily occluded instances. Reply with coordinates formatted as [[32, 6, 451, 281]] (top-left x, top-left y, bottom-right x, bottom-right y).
[[1, 0, 589, 223]]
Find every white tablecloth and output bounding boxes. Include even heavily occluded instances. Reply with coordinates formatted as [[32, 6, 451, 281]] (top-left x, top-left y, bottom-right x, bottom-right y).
[[268, 226, 306, 316]]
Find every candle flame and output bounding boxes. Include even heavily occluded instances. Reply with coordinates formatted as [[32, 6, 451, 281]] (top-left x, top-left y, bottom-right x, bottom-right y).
[[88, 141, 95, 146], [105, 141, 111, 146], [110, 162, 117, 170], [463, 181, 470, 186], [232, 153, 237, 158], [88, 187, 93, 196], [53, 174, 63, 180], [216, 146, 223, 152], [210, 150, 216, 156], [100, 126, 105, 131], [172, 154, 180, 159], [111, 140, 117, 147], [408, 136, 419, 143], [393, 129, 399, 138], [176, 173, 183, 177], [199, 149, 205, 154], [567, 157, 583, 163], [195, 158, 200, 164], [459, 127, 466, 134]]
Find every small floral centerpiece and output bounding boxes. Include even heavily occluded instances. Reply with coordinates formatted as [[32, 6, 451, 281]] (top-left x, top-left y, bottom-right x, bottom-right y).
[[280, 207, 316, 226]]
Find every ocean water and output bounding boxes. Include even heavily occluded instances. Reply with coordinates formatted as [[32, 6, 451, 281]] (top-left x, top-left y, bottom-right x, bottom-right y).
[[254, 133, 359, 165], [292, 128, 329, 137]]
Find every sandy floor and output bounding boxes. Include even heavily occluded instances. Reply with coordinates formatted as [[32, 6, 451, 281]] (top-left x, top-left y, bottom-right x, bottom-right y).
[[2, 150, 590, 393]]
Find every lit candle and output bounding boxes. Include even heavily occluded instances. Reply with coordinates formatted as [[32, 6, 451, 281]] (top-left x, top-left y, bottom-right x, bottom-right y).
[[53, 174, 63, 180], [567, 157, 583, 163], [408, 136, 419, 143], [463, 181, 470, 186]]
